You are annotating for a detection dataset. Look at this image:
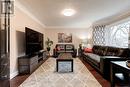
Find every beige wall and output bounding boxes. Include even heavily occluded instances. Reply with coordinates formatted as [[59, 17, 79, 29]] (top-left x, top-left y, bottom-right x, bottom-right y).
[[10, 5, 45, 79], [10, 1, 92, 79], [45, 28, 93, 54]]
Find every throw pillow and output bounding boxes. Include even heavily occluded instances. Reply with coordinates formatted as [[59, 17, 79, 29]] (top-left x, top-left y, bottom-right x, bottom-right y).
[[57, 47, 61, 51], [84, 48, 92, 53]]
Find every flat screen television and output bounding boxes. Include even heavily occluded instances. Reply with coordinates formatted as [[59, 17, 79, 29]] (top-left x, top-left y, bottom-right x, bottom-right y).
[[25, 27, 43, 55]]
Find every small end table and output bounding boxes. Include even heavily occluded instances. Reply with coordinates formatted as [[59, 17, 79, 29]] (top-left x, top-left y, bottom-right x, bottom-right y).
[[110, 61, 130, 87]]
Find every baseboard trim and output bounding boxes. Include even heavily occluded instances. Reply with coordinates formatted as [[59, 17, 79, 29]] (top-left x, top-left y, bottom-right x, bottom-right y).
[[10, 71, 19, 80]]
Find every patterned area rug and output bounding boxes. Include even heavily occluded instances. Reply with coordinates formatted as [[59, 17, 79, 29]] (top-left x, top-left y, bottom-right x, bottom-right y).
[[19, 58, 101, 87]]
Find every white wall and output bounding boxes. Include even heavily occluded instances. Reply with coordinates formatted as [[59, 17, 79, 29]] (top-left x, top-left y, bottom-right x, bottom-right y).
[[45, 28, 93, 55], [10, 4, 45, 79]]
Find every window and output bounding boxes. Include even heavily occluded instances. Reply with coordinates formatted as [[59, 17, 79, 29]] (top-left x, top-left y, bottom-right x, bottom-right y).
[[106, 21, 130, 48]]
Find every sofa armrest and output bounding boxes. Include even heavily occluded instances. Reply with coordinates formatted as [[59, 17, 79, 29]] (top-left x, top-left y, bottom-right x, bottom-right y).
[[100, 56, 128, 79]]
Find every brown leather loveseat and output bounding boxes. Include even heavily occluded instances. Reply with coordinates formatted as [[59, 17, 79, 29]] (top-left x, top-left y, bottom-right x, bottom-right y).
[[53, 44, 77, 58]]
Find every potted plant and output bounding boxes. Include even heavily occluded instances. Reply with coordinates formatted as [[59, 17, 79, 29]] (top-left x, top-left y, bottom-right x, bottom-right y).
[[45, 38, 53, 52]]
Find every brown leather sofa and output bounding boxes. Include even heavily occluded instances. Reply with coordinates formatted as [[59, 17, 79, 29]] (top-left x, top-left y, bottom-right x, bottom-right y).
[[53, 44, 77, 58], [82, 45, 130, 80]]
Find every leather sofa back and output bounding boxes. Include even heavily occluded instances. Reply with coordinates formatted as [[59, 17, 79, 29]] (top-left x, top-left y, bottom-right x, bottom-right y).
[[92, 45, 130, 57]]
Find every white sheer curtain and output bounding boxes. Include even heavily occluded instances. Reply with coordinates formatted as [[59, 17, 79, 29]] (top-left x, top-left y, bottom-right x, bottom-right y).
[[105, 21, 130, 48]]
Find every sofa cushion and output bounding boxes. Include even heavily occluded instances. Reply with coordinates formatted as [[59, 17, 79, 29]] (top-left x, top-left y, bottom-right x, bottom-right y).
[[84, 53, 100, 67], [57, 50, 65, 53], [92, 45, 108, 56], [106, 47, 119, 56], [97, 46, 108, 56], [56, 44, 65, 51], [117, 48, 125, 57], [66, 45, 73, 49], [118, 48, 130, 57], [66, 50, 74, 53], [66, 44, 74, 52], [92, 45, 100, 54]]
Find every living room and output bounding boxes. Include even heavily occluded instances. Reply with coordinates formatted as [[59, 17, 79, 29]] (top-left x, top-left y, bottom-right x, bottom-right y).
[[0, 0, 130, 87]]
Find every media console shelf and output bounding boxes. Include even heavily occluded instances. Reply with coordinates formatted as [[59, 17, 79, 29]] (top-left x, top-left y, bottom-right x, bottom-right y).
[[18, 50, 48, 74]]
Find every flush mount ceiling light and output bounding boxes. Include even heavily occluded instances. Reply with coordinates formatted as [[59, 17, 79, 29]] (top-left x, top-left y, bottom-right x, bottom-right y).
[[62, 9, 76, 16]]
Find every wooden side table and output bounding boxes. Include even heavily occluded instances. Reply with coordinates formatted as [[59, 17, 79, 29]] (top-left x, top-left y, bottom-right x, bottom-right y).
[[110, 61, 130, 87]]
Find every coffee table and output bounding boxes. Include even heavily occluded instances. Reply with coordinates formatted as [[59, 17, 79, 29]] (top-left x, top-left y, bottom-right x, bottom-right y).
[[56, 53, 73, 72]]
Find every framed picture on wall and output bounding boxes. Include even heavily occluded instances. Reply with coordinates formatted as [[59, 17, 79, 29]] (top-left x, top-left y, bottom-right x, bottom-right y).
[[58, 33, 72, 43]]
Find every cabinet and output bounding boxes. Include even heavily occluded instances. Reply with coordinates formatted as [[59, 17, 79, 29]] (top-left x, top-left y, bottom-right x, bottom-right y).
[[18, 51, 48, 74], [18, 55, 38, 74]]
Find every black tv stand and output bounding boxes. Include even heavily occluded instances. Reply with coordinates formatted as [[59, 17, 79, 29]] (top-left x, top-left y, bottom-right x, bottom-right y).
[[18, 50, 48, 74]]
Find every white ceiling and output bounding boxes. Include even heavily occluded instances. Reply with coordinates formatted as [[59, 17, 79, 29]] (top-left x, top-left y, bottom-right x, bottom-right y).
[[18, 0, 130, 28]]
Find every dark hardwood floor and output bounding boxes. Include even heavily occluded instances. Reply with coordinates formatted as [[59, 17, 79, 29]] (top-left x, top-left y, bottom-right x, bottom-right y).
[[0, 79, 10, 87], [10, 58, 49, 87], [79, 57, 111, 87], [10, 57, 126, 87], [10, 74, 29, 87]]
